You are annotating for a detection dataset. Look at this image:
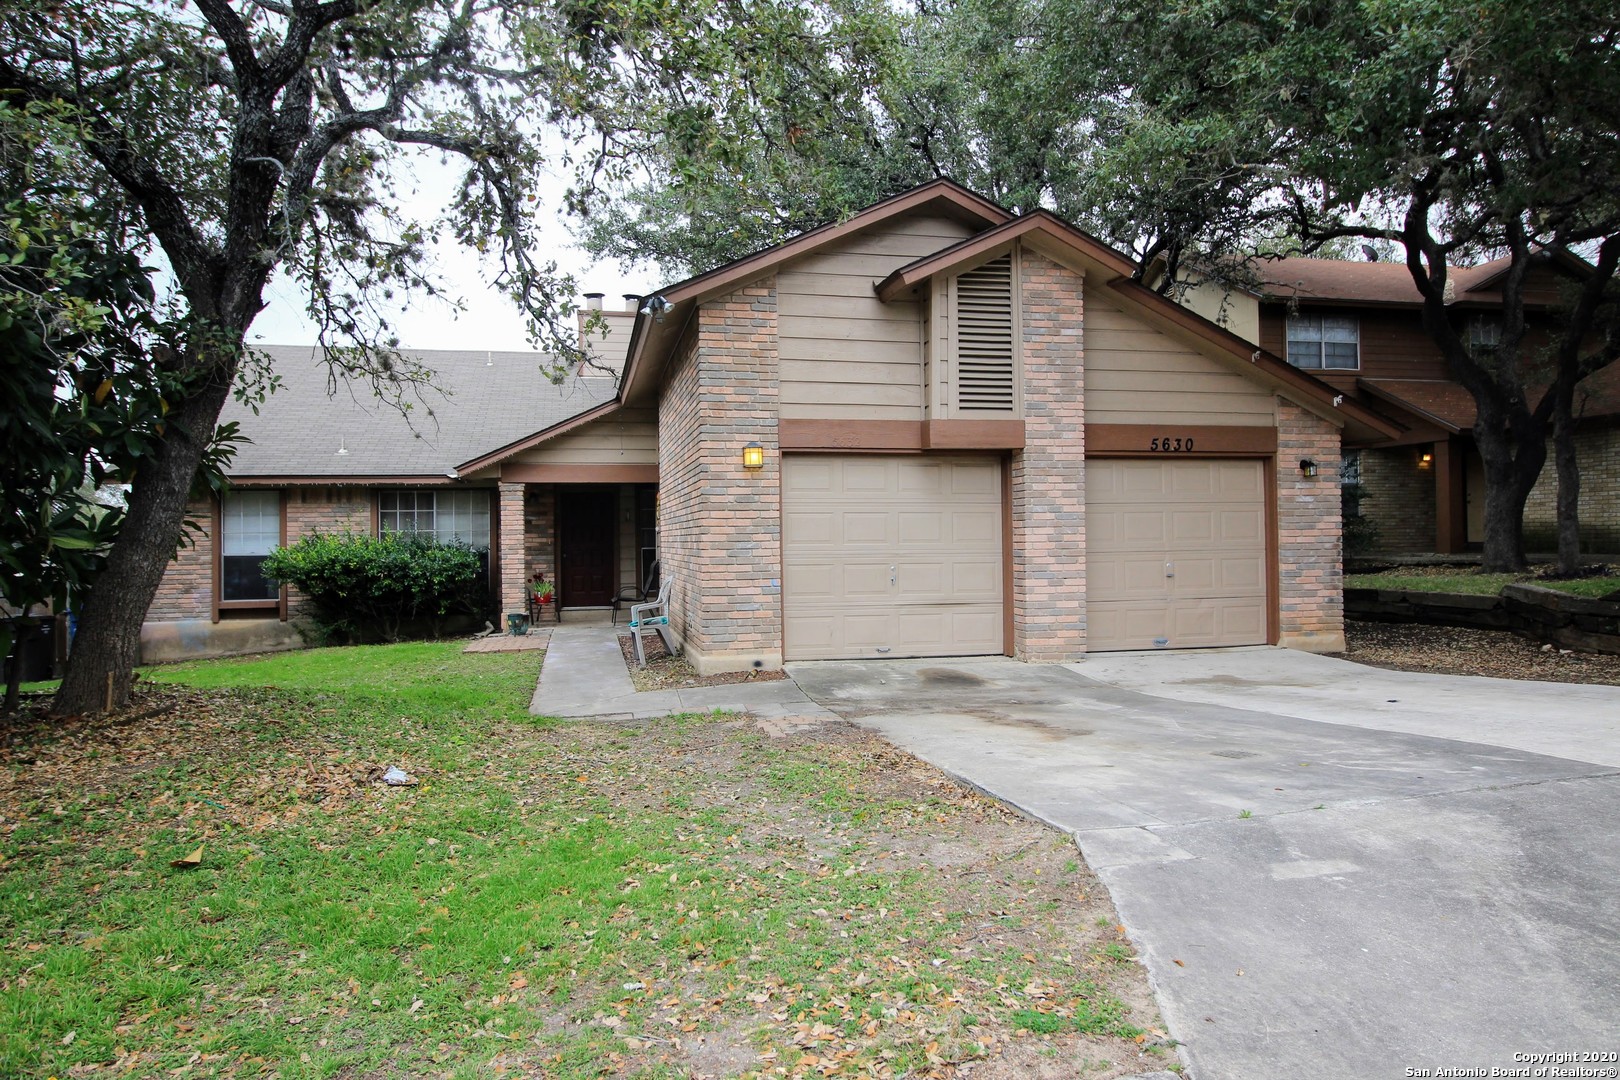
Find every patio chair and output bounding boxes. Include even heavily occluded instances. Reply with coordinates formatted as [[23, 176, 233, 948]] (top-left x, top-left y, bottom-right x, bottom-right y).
[[627, 575, 677, 667], [611, 560, 660, 625]]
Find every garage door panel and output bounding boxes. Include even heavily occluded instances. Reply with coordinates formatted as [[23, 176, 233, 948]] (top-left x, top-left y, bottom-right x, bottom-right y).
[[843, 512, 892, 544], [1087, 458, 1268, 652], [896, 563, 944, 594], [784, 455, 1004, 661], [897, 511, 943, 544], [950, 560, 1001, 596], [951, 510, 999, 544], [783, 511, 836, 545]]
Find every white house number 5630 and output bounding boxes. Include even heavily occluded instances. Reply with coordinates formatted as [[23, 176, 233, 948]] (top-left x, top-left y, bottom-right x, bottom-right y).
[[1149, 437, 1195, 452]]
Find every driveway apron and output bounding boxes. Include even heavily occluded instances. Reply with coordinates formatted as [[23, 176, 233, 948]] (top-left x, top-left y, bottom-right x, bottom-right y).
[[785, 653, 1620, 1080]]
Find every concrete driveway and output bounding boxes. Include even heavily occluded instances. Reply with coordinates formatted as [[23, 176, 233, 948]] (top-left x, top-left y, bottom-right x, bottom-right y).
[[786, 649, 1620, 1080]]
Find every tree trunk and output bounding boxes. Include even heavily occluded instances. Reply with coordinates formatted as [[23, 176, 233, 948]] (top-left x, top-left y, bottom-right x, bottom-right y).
[[1474, 421, 1542, 573], [1552, 383, 1583, 575], [52, 372, 236, 716]]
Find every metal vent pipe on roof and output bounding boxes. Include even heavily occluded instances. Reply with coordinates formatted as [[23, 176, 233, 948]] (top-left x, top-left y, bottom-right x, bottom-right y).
[[584, 292, 604, 311]]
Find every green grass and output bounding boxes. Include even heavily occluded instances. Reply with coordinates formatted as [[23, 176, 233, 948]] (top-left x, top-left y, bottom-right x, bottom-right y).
[[1346, 568, 1620, 598], [0, 642, 1155, 1078]]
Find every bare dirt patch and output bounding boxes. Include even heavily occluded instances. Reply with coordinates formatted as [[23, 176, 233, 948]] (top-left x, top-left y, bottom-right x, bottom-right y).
[[617, 631, 788, 692], [1345, 619, 1620, 685]]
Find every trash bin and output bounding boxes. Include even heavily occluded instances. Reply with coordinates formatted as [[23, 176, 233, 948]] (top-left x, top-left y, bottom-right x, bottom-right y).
[[3, 617, 57, 684], [506, 612, 529, 636]]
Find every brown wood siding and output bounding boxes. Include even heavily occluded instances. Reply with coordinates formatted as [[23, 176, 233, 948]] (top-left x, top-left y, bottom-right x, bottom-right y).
[[507, 408, 659, 465], [1260, 303, 1563, 392], [1085, 294, 1276, 426], [778, 213, 975, 421]]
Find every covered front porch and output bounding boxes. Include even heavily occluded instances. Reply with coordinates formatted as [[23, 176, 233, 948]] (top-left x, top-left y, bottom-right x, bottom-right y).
[[497, 475, 658, 623]]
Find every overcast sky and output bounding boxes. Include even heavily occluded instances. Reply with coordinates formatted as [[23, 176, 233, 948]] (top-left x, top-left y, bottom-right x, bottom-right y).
[[247, 152, 651, 352]]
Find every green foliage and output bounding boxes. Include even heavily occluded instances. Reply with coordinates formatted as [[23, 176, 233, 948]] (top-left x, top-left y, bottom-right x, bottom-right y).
[[0, 98, 238, 709], [260, 532, 487, 642], [1345, 569, 1620, 599]]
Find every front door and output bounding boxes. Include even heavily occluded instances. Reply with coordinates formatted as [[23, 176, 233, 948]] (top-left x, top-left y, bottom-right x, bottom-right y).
[[558, 490, 617, 606]]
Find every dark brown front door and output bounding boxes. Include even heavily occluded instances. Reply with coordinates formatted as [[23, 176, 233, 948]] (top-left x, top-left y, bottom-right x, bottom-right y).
[[558, 490, 617, 606]]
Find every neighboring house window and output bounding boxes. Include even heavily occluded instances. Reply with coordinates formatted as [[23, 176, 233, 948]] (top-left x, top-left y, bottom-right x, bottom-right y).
[[220, 490, 281, 601], [1468, 315, 1502, 351], [378, 490, 491, 547], [1339, 451, 1363, 518], [1286, 314, 1360, 370]]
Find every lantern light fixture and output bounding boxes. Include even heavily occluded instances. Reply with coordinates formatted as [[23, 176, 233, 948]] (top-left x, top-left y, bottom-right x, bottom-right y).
[[1299, 459, 1318, 478], [742, 443, 765, 470]]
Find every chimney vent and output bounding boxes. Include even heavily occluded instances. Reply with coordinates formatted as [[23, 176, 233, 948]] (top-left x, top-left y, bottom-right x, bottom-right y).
[[584, 292, 604, 311], [623, 293, 641, 313]]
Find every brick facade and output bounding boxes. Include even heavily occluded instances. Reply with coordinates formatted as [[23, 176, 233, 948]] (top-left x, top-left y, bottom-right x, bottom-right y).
[[1523, 424, 1620, 553], [146, 498, 216, 621], [1360, 445, 1437, 554], [498, 481, 527, 616], [284, 486, 372, 617], [657, 278, 784, 673], [1012, 251, 1087, 660], [1276, 400, 1345, 652]]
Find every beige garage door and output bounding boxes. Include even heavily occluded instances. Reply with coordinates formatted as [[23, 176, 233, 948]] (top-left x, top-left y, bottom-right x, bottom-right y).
[[1087, 459, 1268, 651], [783, 455, 1003, 661]]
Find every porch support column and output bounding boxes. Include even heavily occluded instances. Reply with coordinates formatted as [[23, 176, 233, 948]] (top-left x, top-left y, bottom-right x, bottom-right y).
[[498, 481, 528, 619], [1434, 438, 1467, 554]]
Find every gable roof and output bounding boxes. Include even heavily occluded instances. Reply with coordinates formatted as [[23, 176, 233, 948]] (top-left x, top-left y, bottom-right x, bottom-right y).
[[617, 179, 1012, 407], [222, 345, 616, 483], [873, 210, 1403, 441], [1255, 250, 1588, 308]]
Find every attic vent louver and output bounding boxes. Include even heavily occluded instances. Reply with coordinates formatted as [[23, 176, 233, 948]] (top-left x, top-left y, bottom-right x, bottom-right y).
[[954, 254, 1016, 413]]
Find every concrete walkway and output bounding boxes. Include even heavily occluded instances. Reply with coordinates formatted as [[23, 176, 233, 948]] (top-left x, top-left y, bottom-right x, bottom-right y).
[[787, 650, 1620, 1080], [530, 625, 837, 724]]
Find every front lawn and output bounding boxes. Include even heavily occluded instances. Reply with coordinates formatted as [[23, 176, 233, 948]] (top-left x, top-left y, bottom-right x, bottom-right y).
[[0, 643, 1165, 1079], [1346, 566, 1620, 598]]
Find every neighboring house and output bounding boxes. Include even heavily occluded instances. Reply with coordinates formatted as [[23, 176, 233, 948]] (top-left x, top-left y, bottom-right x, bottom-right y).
[[1205, 254, 1620, 555], [142, 180, 1404, 666]]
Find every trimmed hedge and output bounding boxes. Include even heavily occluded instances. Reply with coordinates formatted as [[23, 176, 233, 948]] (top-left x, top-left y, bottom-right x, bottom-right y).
[[262, 531, 487, 642]]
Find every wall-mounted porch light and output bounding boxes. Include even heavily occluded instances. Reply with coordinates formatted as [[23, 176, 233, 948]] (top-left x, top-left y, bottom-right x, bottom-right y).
[[742, 443, 765, 471], [1298, 459, 1318, 479], [1419, 451, 1434, 467]]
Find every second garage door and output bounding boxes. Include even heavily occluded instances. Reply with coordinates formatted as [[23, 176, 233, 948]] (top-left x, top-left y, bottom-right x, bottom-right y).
[[783, 455, 1003, 661], [1086, 458, 1269, 651]]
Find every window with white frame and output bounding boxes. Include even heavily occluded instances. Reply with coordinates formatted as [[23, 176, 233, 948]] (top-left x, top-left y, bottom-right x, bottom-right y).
[[220, 490, 281, 601], [1468, 315, 1502, 351], [1286, 314, 1360, 370], [378, 490, 491, 548]]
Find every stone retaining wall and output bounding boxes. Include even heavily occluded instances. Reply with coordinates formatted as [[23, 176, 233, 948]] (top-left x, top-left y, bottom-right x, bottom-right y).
[[1345, 584, 1620, 655]]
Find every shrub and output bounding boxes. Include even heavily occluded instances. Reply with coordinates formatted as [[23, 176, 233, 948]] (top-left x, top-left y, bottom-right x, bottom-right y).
[[262, 531, 487, 642]]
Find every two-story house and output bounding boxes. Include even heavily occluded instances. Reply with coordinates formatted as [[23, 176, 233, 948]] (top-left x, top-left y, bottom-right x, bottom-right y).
[[142, 180, 1401, 664], [1194, 255, 1620, 555]]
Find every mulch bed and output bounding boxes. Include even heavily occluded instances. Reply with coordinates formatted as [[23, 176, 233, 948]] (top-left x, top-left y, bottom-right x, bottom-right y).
[[1344, 619, 1620, 685], [616, 631, 788, 692]]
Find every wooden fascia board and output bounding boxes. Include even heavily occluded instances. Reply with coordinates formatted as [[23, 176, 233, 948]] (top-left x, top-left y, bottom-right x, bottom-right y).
[[1354, 380, 1465, 435], [226, 474, 465, 486], [621, 181, 1013, 404], [454, 399, 623, 475], [874, 212, 1136, 302], [1104, 277, 1404, 439]]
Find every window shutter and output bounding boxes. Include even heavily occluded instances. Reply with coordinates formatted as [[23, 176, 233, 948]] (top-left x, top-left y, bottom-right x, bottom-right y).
[[953, 254, 1016, 413]]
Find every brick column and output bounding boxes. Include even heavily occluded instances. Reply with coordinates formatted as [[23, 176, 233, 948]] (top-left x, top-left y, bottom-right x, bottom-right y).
[[658, 279, 782, 673], [1277, 399, 1344, 652], [498, 481, 527, 617], [1012, 251, 1087, 660]]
